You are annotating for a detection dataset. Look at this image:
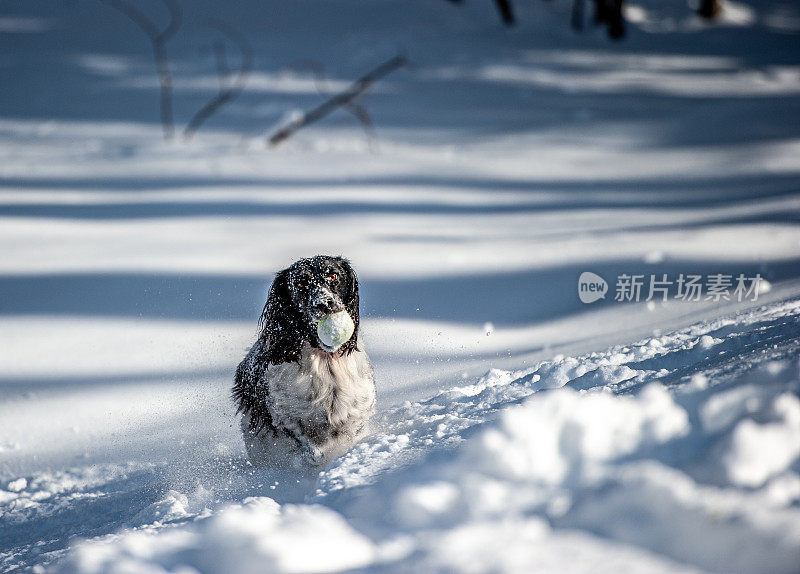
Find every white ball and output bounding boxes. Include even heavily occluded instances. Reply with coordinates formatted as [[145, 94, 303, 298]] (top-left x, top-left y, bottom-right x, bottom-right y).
[[317, 310, 355, 350]]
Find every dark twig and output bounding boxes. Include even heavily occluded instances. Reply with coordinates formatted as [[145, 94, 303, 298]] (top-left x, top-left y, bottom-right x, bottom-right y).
[[571, 0, 585, 31], [183, 19, 254, 140], [607, 0, 626, 39], [288, 60, 378, 147], [344, 102, 377, 147], [268, 55, 408, 147], [288, 60, 331, 100], [697, 0, 721, 19], [445, 0, 514, 26], [213, 41, 230, 89], [494, 0, 515, 25], [99, 0, 182, 139]]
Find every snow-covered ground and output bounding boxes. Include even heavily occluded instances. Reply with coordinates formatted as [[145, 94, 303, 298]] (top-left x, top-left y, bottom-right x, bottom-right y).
[[5, 299, 800, 573], [1, 0, 799, 571]]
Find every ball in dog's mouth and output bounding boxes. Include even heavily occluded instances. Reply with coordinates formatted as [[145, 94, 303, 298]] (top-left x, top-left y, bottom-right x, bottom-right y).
[[317, 310, 355, 351]]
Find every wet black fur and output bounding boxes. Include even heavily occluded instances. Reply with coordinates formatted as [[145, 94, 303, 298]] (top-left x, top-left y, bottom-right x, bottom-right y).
[[232, 255, 361, 435]]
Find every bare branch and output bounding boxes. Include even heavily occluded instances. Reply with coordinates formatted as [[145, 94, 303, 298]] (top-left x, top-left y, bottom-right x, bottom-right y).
[[344, 102, 377, 149], [571, 0, 585, 31], [698, 0, 721, 19], [268, 55, 408, 147], [289, 60, 330, 97], [99, 0, 182, 139], [183, 19, 254, 139], [493, 0, 515, 25], [287, 60, 377, 147], [212, 41, 229, 90]]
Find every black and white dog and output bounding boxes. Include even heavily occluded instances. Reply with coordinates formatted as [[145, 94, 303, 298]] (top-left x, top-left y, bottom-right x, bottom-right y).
[[233, 256, 375, 468]]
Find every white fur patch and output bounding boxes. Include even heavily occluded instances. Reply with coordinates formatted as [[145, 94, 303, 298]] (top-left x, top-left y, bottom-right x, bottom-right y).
[[242, 343, 375, 467]]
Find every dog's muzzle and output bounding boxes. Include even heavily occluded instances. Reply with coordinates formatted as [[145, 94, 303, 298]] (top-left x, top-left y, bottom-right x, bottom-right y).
[[309, 289, 344, 320]]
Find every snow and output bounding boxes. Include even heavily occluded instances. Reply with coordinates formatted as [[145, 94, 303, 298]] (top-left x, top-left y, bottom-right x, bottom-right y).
[[721, 392, 800, 487], [1, 0, 800, 571], [60, 498, 377, 574], [28, 301, 800, 573]]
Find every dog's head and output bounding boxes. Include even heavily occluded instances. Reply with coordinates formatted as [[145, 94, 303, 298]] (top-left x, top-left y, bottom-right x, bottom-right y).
[[260, 255, 360, 363]]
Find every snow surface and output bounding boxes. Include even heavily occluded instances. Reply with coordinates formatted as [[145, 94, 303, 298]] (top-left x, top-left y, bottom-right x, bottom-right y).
[[1, 0, 799, 572], [28, 300, 800, 574]]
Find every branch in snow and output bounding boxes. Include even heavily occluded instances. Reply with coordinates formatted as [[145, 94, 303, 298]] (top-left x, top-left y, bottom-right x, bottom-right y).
[[183, 19, 254, 140], [493, 0, 515, 25], [571, 0, 585, 31], [268, 55, 408, 147], [286, 60, 378, 148], [99, 0, 182, 140]]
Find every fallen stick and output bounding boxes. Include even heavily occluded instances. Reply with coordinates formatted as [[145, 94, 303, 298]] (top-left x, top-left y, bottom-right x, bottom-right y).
[[183, 20, 254, 140], [99, 0, 181, 140], [268, 55, 408, 147]]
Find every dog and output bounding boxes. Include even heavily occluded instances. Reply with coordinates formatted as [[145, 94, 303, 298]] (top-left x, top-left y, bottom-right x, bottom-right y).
[[233, 255, 375, 468]]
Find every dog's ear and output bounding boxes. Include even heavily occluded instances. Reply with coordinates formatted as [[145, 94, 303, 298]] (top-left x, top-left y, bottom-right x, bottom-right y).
[[338, 258, 360, 355], [260, 268, 305, 364]]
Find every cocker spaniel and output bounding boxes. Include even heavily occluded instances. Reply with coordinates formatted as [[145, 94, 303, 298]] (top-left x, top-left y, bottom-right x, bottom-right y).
[[233, 255, 375, 468]]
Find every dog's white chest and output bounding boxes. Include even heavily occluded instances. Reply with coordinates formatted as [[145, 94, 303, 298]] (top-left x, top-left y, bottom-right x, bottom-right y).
[[265, 344, 375, 457]]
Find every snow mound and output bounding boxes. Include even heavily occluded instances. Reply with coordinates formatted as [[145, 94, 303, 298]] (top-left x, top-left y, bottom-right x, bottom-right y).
[[59, 498, 376, 574], [48, 298, 800, 573], [384, 372, 800, 573], [464, 384, 688, 485], [721, 391, 800, 487]]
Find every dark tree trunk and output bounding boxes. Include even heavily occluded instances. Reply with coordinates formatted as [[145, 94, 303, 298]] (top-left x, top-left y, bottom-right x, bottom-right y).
[[607, 0, 625, 39], [494, 0, 515, 25], [571, 0, 585, 31], [592, 0, 625, 39], [698, 0, 721, 19], [593, 0, 611, 24]]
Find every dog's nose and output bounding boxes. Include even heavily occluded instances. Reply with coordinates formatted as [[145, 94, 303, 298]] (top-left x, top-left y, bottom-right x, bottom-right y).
[[316, 298, 337, 314]]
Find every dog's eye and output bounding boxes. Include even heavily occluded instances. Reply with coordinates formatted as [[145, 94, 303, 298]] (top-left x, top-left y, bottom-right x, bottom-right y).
[[328, 273, 338, 282]]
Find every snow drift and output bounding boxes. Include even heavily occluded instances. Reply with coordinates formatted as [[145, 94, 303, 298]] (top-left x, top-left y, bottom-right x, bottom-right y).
[[35, 299, 800, 574]]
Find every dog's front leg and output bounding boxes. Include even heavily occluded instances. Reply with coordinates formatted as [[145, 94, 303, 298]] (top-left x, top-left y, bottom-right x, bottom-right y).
[[301, 441, 325, 466]]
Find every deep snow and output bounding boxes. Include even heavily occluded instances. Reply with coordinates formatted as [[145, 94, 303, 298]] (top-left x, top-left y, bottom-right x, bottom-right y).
[[6, 299, 800, 573], [1, 0, 799, 571]]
